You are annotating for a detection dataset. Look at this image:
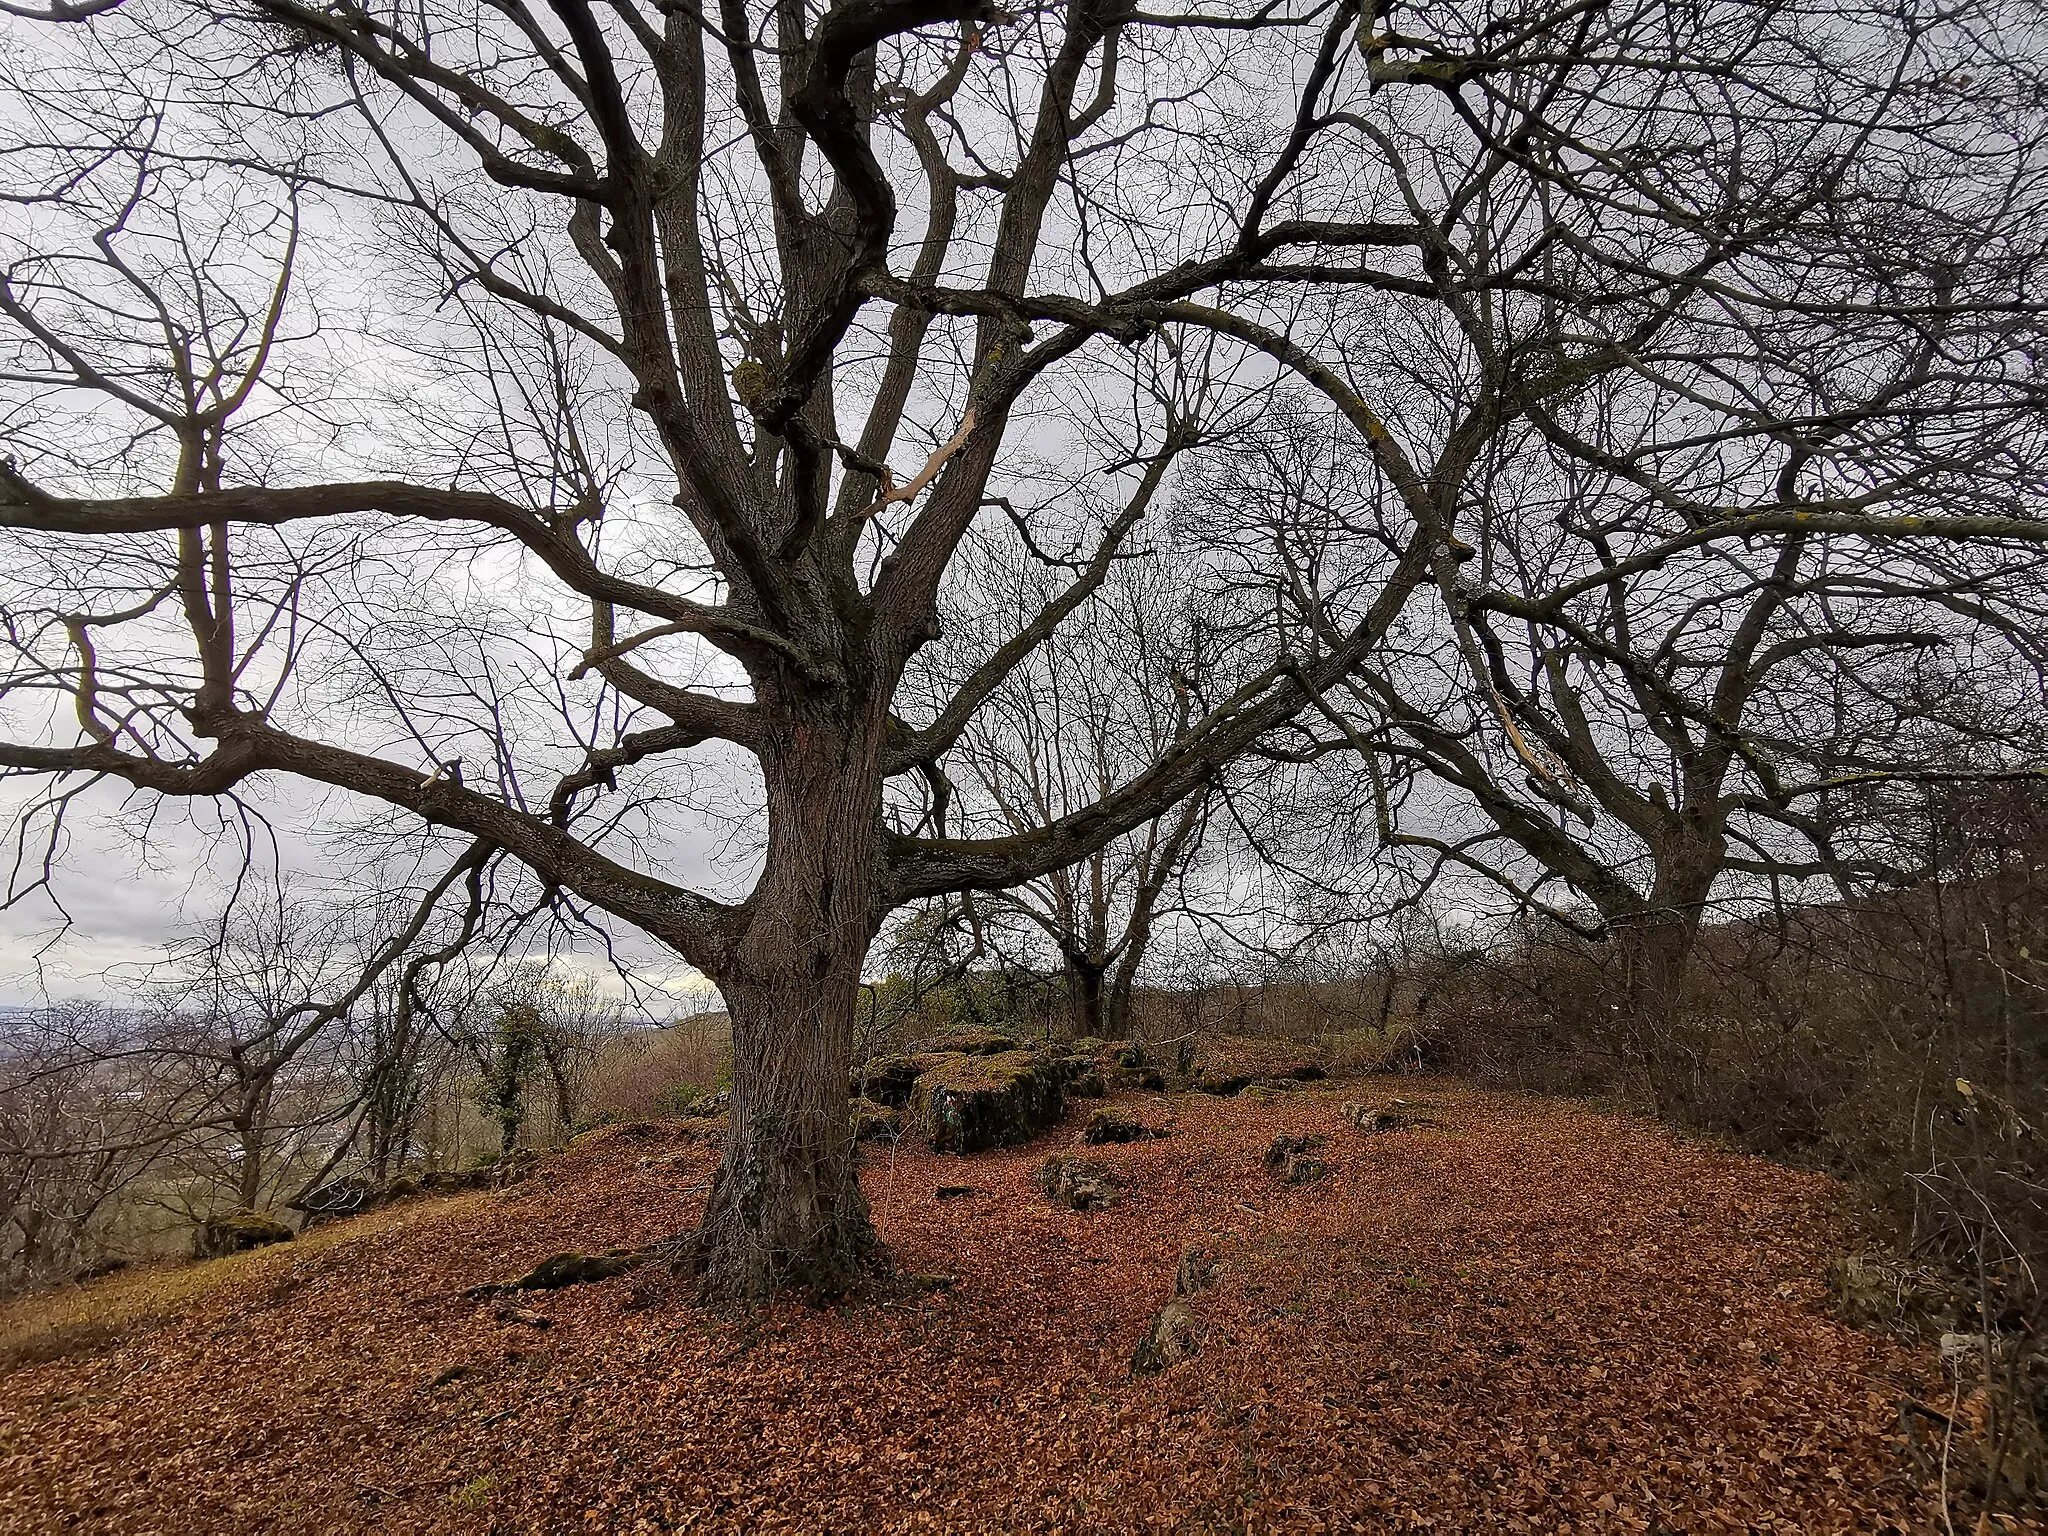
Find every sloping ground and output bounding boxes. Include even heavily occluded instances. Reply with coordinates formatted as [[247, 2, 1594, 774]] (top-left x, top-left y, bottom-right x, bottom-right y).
[[0, 1083, 1958, 1533]]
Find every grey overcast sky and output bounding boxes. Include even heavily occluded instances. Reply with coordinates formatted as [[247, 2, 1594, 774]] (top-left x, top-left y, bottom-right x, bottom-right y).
[[0, 774, 728, 1010]]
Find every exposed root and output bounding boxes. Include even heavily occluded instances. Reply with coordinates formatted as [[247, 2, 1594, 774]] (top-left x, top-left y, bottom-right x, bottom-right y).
[[463, 1245, 653, 1298]]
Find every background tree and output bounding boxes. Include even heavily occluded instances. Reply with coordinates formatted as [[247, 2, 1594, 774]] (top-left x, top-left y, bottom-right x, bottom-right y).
[[459, 966, 618, 1152], [0, 1003, 192, 1292], [471, 1001, 546, 1156], [928, 546, 1216, 1039], [1214, 0, 2048, 1094]]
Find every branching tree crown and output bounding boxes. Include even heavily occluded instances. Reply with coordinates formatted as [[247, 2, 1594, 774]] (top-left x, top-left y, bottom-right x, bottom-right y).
[[3, 0, 2045, 1297]]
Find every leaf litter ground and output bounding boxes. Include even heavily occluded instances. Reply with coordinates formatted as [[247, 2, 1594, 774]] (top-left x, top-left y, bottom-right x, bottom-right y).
[[0, 1082, 1976, 1532]]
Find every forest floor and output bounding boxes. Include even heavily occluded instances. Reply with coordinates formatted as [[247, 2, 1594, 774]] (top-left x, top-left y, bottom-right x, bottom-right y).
[[0, 1080, 1990, 1533]]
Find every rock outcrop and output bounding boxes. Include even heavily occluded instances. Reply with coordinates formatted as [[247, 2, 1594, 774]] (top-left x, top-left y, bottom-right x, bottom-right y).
[[849, 1096, 902, 1141], [909, 1049, 1068, 1153], [1081, 1108, 1169, 1145], [293, 1149, 540, 1229], [192, 1211, 294, 1260], [1055, 1053, 1107, 1097], [852, 1053, 948, 1108], [1190, 1035, 1327, 1096], [905, 1025, 1021, 1057]]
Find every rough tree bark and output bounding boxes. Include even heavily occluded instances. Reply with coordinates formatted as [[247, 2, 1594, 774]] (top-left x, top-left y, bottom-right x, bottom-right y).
[[693, 687, 897, 1295]]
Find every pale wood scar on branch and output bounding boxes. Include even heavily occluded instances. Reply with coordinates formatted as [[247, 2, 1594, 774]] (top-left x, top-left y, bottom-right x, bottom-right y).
[[852, 409, 979, 523]]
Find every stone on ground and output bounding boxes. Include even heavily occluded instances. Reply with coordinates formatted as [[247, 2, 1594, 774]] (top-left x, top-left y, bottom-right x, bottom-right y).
[[1129, 1300, 1200, 1376], [1340, 1098, 1438, 1133], [1039, 1155, 1124, 1211], [1262, 1131, 1329, 1184]]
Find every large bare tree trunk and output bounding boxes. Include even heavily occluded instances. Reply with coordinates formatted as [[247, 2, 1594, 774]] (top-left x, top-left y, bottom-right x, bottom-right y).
[[691, 698, 892, 1304], [1065, 954, 1108, 1039], [697, 956, 884, 1302], [1606, 841, 1722, 1111]]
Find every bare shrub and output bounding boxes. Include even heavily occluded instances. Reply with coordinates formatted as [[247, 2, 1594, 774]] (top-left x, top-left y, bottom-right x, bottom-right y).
[[1400, 780, 2048, 1520], [0, 1005, 189, 1295], [580, 1013, 733, 1123]]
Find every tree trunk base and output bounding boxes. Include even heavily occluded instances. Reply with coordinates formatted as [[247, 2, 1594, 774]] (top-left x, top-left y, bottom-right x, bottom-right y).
[[682, 1114, 894, 1307]]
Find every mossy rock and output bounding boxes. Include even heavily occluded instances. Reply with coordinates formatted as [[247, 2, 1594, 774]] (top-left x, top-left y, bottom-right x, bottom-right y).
[[412, 1148, 541, 1199], [567, 1118, 660, 1148], [1262, 1131, 1325, 1167], [1238, 1082, 1308, 1103], [910, 1049, 1066, 1153], [1058, 1037, 1163, 1092], [1082, 1108, 1167, 1145], [464, 1147, 541, 1186], [290, 1175, 373, 1220], [906, 1024, 1021, 1057], [303, 1172, 423, 1223], [852, 1053, 948, 1109], [1056, 1054, 1106, 1097], [849, 1096, 903, 1142], [1106, 1064, 1168, 1093], [1192, 1035, 1328, 1095], [421, 1167, 490, 1195], [193, 1210, 294, 1260]]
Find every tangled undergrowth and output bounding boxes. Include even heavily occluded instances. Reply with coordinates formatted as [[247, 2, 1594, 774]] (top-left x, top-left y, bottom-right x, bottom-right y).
[[0, 1083, 1988, 1532]]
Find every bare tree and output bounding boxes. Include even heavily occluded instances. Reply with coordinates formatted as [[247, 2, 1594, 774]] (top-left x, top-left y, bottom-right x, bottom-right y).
[[0, 0, 1450, 1302], [0, 1003, 191, 1291], [133, 844, 493, 1207], [6, 0, 2048, 1302], [931, 548, 1214, 1038], [149, 898, 359, 1213], [1207, 0, 2048, 1091]]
